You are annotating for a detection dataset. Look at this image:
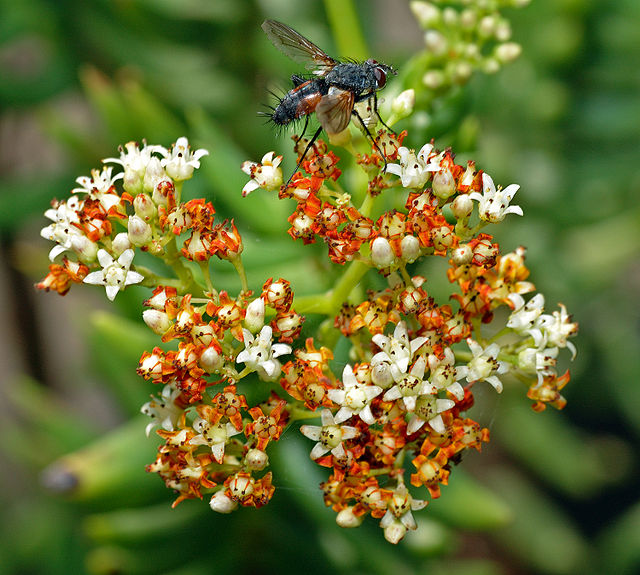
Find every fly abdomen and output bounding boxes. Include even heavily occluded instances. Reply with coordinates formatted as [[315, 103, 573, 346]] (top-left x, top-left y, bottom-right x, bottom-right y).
[[272, 79, 327, 126]]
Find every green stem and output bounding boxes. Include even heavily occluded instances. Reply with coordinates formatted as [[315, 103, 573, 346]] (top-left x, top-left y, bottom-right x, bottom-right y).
[[293, 258, 371, 316], [198, 260, 215, 294], [288, 405, 322, 422], [324, 0, 368, 60], [329, 259, 370, 311], [230, 255, 250, 293]]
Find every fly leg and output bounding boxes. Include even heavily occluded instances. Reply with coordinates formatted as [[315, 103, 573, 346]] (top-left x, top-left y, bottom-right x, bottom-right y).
[[351, 108, 389, 174], [372, 92, 396, 135], [285, 125, 323, 187]]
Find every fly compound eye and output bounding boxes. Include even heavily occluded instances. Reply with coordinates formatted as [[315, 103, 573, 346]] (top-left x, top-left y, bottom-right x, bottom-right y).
[[374, 66, 387, 88]]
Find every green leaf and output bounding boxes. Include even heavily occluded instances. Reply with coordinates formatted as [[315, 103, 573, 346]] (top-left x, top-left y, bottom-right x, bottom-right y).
[[485, 467, 590, 574], [88, 311, 157, 415], [427, 469, 513, 530], [41, 416, 166, 508]]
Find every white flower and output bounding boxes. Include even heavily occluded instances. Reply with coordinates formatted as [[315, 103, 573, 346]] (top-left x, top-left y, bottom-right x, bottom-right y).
[[83, 248, 145, 301], [382, 355, 454, 434], [300, 409, 359, 460], [40, 196, 85, 261], [537, 303, 578, 359], [379, 483, 427, 544], [72, 166, 123, 212], [517, 345, 559, 384], [383, 355, 434, 411], [140, 385, 183, 436], [459, 338, 508, 393], [408, 394, 455, 434], [235, 325, 291, 381], [161, 137, 209, 181], [469, 172, 523, 222], [189, 417, 242, 463], [241, 151, 283, 196], [386, 143, 442, 189], [104, 141, 167, 194], [428, 347, 465, 400], [507, 293, 545, 334], [371, 321, 428, 383], [328, 364, 383, 425]]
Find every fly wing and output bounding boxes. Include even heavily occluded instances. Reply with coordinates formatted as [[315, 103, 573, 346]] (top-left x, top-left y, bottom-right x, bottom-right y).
[[315, 88, 355, 134], [262, 20, 336, 73]]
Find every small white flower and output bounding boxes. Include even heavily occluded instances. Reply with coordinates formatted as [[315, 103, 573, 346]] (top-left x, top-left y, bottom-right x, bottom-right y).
[[380, 483, 427, 543], [161, 137, 209, 181], [72, 166, 123, 212], [383, 355, 434, 411], [537, 303, 578, 359], [40, 196, 85, 261], [428, 347, 465, 400], [235, 325, 291, 381], [386, 144, 442, 189], [104, 141, 167, 194], [328, 364, 383, 425], [406, 393, 455, 435], [189, 417, 242, 463], [469, 172, 523, 223], [517, 345, 559, 384], [507, 293, 546, 333], [241, 151, 283, 196], [83, 248, 145, 301], [300, 409, 359, 460], [371, 321, 428, 382], [459, 338, 508, 393], [140, 385, 183, 436]]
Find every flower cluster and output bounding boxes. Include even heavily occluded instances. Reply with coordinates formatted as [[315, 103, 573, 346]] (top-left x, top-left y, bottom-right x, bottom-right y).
[[37, 125, 577, 544], [409, 0, 528, 92]]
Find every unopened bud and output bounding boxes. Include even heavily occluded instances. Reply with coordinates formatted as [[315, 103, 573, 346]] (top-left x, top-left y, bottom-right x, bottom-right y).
[[143, 157, 166, 194], [133, 193, 156, 221], [453, 61, 473, 83], [200, 345, 223, 373], [371, 237, 395, 268], [228, 474, 254, 500], [424, 30, 447, 56], [431, 226, 455, 252], [383, 517, 408, 544], [371, 362, 394, 388], [410, 2, 440, 27], [245, 449, 269, 471], [495, 42, 521, 63], [128, 215, 152, 246], [70, 235, 98, 263], [142, 309, 172, 335], [432, 168, 456, 199], [400, 235, 421, 263], [442, 7, 458, 26], [479, 15, 497, 38], [423, 70, 445, 89], [209, 491, 238, 514], [452, 244, 473, 265], [392, 89, 415, 120], [112, 232, 131, 256], [336, 507, 364, 528], [245, 298, 265, 333], [451, 195, 473, 219]]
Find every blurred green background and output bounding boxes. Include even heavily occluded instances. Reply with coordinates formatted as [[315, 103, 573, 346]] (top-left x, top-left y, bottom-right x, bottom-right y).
[[1, 0, 639, 574]]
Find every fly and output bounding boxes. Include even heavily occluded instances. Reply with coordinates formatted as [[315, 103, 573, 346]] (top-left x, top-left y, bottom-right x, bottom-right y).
[[261, 19, 396, 185]]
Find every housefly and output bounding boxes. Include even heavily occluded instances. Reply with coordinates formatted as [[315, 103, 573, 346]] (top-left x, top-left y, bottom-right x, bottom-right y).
[[261, 19, 396, 184]]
